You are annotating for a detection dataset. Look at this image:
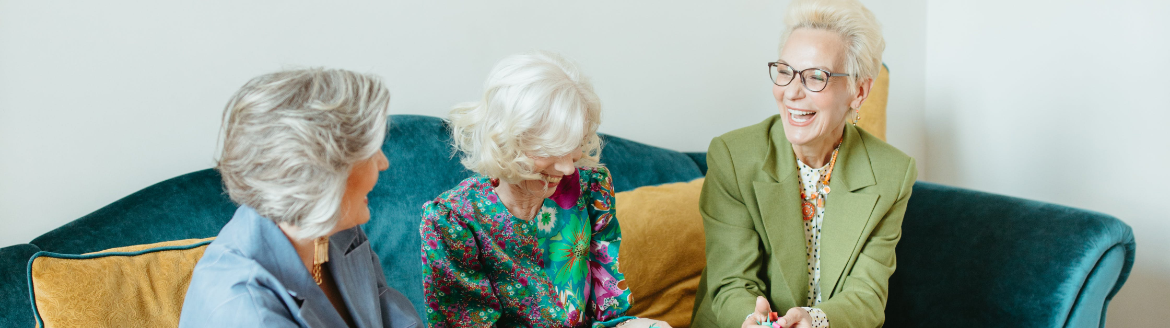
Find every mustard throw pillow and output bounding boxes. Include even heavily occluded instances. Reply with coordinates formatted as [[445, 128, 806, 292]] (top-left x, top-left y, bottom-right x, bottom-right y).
[[28, 237, 214, 328], [616, 178, 706, 328], [856, 63, 890, 141]]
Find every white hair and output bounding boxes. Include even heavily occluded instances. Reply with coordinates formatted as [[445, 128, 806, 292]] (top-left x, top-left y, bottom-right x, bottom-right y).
[[779, 0, 885, 91], [449, 50, 603, 184], [217, 68, 390, 241]]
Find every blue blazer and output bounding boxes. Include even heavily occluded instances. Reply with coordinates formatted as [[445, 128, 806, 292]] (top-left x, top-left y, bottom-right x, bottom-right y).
[[179, 206, 420, 328]]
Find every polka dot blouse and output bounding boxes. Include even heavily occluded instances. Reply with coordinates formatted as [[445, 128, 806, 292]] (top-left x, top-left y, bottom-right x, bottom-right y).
[[797, 159, 832, 328]]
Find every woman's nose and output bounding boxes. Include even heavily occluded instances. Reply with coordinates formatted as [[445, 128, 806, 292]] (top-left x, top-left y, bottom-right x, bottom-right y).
[[376, 151, 389, 171], [783, 81, 806, 100], [554, 154, 576, 175]]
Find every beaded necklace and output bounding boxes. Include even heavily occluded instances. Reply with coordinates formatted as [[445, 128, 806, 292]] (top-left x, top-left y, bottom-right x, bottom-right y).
[[800, 142, 842, 221]]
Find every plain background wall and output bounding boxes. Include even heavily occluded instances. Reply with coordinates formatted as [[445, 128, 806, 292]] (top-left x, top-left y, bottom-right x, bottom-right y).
[[1, 0, 1164, 326], [925, 0, 1170, 326], [0, 0, 928, 245]]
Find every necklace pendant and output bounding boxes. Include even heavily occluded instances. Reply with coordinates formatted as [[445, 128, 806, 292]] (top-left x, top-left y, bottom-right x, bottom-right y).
[[822, 186, 830, 194], [817, 197, 824, 208], [802, 202, 815, 220]]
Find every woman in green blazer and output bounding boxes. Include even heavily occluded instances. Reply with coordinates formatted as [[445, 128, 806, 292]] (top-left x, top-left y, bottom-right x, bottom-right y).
[[690, 1, 916, 327]]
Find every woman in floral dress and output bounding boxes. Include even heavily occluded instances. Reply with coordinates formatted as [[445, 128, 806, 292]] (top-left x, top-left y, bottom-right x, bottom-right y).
[[419, 51, 668, 328]]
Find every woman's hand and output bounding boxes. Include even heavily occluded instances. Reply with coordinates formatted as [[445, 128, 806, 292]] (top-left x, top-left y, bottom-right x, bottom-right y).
[[742, 296, 773, 328], [741, 296, 813, 328], [775, 307, 812, 328], [619, 318, 672, 328]]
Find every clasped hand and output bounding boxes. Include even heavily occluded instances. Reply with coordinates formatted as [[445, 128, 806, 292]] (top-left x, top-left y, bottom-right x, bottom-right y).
[[619, 318, 671, 328], [741, 296, 812, 328]]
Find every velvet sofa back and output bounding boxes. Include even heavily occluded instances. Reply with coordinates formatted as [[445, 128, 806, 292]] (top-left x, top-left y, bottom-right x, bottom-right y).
[[1, 115, 706, 325]]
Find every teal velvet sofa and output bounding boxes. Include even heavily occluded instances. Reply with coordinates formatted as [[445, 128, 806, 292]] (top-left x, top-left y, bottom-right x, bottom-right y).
[[0, 115, 1134, 327]]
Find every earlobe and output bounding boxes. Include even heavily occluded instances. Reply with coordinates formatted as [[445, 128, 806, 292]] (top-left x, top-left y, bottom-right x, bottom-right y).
[[851, 78, 875, 109]]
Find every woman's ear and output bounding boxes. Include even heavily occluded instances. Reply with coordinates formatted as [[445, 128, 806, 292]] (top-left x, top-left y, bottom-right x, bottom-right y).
[[850, 77, 875, 110]]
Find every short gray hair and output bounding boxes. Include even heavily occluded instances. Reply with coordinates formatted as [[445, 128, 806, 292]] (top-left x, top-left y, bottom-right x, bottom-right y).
[[449, 51, 603, 184], [217, 68, 390, 240], [779, 0, 885, 91]]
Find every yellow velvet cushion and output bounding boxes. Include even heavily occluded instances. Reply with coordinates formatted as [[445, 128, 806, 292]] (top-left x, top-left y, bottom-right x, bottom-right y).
[[856, 64, 890, 141], [28, 237, 214, 328], [616, 178, 706, 328]]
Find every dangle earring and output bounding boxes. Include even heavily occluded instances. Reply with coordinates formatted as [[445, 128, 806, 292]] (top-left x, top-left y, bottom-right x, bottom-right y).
[[312, 236, 329, 285], [852, 108, 861, 126]]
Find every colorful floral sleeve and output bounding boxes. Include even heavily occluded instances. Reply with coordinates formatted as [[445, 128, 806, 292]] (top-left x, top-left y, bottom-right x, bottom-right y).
[[420, 200, 500, 328], [584, 167, 634, 328]]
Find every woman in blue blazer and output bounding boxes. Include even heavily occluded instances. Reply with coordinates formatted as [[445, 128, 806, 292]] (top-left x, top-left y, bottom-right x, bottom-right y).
[[180, 68, 420, 328]]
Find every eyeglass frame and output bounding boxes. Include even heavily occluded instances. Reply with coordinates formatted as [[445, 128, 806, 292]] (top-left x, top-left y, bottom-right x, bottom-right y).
[[767, 62, 850, 92]]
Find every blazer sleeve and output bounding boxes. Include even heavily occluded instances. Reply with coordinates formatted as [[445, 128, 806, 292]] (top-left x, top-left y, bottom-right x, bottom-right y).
[[817, 157, 917, 328], [178, 275, 300, 328], [367, 230, 422, 328], [700, 136, 770, 327]]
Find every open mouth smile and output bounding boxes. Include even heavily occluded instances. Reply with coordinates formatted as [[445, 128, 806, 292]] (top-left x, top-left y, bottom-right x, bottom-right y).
[[787, 106, 817, 125], [541, 174, 563, 184]]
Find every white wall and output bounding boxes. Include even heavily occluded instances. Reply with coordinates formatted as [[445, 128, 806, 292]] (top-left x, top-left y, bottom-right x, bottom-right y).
[[924, 0, 1170, 326], [0, 0, 928, 246]]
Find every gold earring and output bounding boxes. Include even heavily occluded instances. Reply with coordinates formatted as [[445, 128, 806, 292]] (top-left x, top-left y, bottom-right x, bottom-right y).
[[852, 108, 861, 126], [312, 236, 329, 285]]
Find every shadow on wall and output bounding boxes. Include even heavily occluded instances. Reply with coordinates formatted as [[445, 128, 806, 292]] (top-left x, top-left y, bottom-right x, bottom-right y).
[[1106, 269, 1170, 326]]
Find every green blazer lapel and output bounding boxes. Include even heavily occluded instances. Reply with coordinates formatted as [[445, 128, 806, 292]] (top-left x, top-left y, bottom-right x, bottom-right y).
[[820, 125, 879, 298], [752, 122, 808, 307]]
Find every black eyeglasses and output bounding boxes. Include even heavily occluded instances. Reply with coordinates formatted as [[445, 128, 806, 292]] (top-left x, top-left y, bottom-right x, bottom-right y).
[[768, 62, 849, 92]]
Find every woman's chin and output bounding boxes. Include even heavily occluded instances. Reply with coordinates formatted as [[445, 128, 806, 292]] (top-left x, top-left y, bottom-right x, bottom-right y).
[[784, 127, 818, 146], [339, 209, 371, 231]]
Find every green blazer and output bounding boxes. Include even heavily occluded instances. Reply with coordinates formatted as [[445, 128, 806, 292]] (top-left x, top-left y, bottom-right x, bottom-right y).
[[691, 115, 917, 328]]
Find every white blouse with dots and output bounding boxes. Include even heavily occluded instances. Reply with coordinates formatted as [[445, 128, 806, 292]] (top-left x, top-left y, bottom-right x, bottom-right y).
[[797, 160, 832, 328]]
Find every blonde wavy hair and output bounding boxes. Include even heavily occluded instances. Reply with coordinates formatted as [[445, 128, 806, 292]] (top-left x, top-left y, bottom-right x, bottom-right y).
[[449, 51, 602, 184], [780, 0, 885, 91], [217, 68, 390, 241]]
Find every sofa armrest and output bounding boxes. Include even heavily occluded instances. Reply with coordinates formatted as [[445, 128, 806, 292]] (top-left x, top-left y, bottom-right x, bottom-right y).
[[0, 243, 41, 327], [885, 182, 1135, 327]]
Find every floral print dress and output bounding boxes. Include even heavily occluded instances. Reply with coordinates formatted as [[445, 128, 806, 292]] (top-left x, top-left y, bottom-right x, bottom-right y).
[[420, 166, 633, 328]]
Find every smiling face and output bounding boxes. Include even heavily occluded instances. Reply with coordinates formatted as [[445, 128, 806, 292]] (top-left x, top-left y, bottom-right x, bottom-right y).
[[516, 150, 583, 199], [335, 150, 389, 233], [774, 28, 866, 148]]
